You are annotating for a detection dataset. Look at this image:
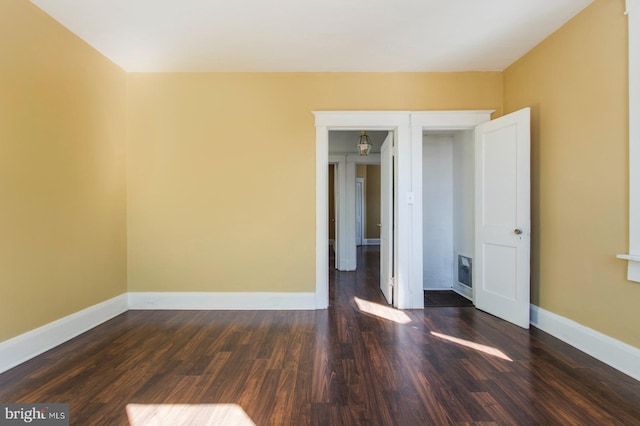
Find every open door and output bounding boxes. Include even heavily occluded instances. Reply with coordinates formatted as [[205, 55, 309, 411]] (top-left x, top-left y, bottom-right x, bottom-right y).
[[474, 108, 530, 328], [380, 133, 394, 304], [333, 164, 339, 269], [355, 178, 364, 247]]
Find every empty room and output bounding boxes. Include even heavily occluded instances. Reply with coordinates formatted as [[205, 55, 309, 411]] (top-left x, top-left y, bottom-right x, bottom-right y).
[[1, 0, 639, 424]]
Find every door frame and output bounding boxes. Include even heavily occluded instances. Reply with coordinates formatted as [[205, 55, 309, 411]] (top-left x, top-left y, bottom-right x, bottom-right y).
[[314, 110, 493, 309], [315, 112, 409, 308], [347, 154, 381, 269], [410, 111, 494, 308], [330, 153, 381, 271]]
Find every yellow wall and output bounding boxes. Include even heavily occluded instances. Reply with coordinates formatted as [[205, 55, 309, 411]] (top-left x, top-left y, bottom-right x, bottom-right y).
[[127, 72, 503, 292], [504, 0, 639, 347], [10, 0, 636, 354], [0, 1, 128, 341]]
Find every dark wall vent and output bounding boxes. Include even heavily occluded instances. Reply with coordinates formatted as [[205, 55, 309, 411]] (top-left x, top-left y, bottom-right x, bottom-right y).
[[458, 255, 472, 288]]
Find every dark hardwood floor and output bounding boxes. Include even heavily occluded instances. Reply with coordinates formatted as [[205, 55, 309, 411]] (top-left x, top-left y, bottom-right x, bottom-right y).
[[1, 245, 640, 425]]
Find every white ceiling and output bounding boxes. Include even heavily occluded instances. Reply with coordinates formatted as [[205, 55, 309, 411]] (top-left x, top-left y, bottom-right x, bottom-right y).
[[31, 0, 593, 72]]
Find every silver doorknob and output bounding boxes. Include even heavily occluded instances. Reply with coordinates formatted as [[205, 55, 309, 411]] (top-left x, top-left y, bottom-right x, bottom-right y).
[[514, 228, 523, 235]]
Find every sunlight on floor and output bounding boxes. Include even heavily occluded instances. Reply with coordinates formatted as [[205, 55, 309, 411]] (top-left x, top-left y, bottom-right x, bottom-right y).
[[126, 403, 255, 426], [431, 332, 513, 361], [354, 297, 412, 324]]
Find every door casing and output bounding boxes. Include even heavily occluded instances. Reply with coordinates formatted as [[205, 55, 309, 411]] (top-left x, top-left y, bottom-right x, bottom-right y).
[[315, 111, 495, 309]]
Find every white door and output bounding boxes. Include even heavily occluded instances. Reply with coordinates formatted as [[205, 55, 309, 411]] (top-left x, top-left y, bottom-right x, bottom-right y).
[[474, 107, 530, 328], [380, 134, 394, 304], [355, 178, 364, 246], [333, 164, 339, 269]]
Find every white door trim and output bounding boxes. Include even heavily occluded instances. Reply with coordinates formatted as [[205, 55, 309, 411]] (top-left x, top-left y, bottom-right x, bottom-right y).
[[315, 110, 494, 309], [617, 0, 640, 281], [315, 111, 409, 309]]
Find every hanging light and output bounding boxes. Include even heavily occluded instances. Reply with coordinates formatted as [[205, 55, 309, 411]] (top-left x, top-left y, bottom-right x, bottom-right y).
[[357, 131, 372, 156]]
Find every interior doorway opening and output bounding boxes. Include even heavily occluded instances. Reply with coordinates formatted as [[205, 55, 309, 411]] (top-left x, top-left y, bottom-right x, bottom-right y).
[[422, 130, 474, 301], [328, 130, 387, 273], [326, 129, 394, 307], [316, 109, 530, 326]]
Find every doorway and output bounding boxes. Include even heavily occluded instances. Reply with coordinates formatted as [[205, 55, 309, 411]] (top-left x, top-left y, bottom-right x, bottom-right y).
[[412, 109, 531, 328], [327, 131, 390, 304], [328, 163, 381, 269], [316, 115, 406, 310], [422, 131, 474, 300], [315, 110, 529, 325], [328, 131, 386, 273]]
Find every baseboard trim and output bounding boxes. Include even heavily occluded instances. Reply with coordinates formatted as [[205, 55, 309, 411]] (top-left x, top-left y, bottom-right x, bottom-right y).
[[530, 305, 640, 381], [128, 292, 317, 310], [337, 260, 356, 271], [0, 294, 128, 374], [363, 239, 380, 246], [452, 282, 473, 300], [6, 295, 637, 382]]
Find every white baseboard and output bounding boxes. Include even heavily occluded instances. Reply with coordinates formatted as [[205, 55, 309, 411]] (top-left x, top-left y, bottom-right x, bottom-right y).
[[530, 305, 640, 381], [337, 259, 356, 271], [0, 292, 316, 373], [5, 294, 637, 383], [0, 294, 128, 374], [128, 292, 317, 310], [363, 239, 380, 246], [452, 282, 473, 300]]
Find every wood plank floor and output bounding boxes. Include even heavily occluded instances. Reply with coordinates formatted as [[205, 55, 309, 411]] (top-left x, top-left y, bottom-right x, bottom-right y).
[[1, 246, 639, 425]]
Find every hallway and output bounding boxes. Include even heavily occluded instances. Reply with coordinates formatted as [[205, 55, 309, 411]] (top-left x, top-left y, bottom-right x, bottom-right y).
[[329, 245, 384, 308]]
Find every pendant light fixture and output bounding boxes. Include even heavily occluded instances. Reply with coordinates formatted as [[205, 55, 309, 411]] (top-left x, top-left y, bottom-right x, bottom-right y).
[[357, 131, 372, 156]]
